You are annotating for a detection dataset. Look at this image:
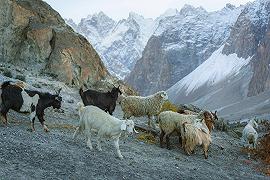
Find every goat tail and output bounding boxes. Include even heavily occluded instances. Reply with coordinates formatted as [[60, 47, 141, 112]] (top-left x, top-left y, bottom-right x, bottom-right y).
[[1, 81, 12, 89], [77, 102, 84, 114]]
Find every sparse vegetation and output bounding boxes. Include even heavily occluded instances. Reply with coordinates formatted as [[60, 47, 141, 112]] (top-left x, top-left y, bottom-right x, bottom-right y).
[[15, 74, 26, 82], [160, 100, 179, 113], [32, 83, 42, 88], [137, 132, 156, 144], [3, 69, 12, 78]]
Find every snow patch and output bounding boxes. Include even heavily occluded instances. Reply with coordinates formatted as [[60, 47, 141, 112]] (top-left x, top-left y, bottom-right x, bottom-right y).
[[168, 45, 251, 95]]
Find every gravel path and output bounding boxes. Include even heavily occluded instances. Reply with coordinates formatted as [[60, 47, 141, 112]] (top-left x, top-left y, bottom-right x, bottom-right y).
[[0, 97, 268, 179]]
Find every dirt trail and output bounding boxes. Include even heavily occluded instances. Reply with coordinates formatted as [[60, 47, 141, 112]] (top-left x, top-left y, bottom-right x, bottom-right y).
[[0, 102, 268, 180]]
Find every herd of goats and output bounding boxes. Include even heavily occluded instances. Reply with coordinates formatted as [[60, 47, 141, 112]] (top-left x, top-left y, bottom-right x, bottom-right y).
[[0, 81, 259, 160]]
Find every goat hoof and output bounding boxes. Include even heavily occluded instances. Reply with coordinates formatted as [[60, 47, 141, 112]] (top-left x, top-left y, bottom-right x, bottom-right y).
[[44, 128, 50, 133], [118, 155, 124, 160]]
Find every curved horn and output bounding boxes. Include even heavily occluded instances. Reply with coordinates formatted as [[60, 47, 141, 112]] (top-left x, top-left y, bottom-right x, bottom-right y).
[[133, 128, 139, 134], [57, 88, 62, 95]]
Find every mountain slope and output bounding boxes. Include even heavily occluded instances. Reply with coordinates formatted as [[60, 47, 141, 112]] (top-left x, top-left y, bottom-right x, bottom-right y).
[[167, 0, 270, 121], [126, 4, 244, 95], [0, 0, 109, 86]]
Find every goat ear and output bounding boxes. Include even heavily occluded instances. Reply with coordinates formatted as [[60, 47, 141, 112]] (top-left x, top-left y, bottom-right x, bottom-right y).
[[56, 88, 62, 95], [121, 122, 127, 131]]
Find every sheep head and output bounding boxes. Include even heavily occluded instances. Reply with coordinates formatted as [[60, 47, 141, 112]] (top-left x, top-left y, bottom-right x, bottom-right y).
[[158, 91, 168, 101]]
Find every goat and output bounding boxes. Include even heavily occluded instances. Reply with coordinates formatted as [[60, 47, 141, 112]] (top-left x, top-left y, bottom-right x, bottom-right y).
[[242, 119, 258, 151], [79, 86, 122, 115], [182, 121, 212, 159], [73, 103, 135, 159], [0, 81, 62, 132]]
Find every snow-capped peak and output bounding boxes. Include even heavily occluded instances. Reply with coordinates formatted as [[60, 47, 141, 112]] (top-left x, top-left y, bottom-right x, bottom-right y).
[[167, 45, 251, 95], [179, 4, 206, 16], [160, 8, 178, 18]]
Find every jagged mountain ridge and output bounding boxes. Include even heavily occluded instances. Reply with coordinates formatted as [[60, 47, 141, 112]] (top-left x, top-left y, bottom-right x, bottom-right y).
[[126, 4, 244, 95], [167, 0, 270, 121], [66, 10, 177, 79]]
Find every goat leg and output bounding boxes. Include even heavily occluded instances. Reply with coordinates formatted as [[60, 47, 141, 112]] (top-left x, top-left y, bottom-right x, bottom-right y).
[[160, 130, 165, 148], [114, 138, 123, 159]]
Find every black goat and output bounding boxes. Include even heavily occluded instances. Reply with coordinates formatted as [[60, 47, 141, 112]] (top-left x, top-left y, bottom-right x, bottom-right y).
[[0, 81, 62, 132], [79, 86, 122, 115]]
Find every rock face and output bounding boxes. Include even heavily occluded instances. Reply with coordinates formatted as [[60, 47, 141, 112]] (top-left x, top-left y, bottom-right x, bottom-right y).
[[0, 0, 109, 86], [126, 4, 243, 95], [222, 0, 270, 97], [67, 11, 177, 79], [167, 0, 270, 121]]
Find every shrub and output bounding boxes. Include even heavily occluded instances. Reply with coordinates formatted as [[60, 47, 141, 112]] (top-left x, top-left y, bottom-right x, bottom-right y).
[[160, 100, 179, 113], [15, 74, 26, 82], [3, 69, 12, 78]]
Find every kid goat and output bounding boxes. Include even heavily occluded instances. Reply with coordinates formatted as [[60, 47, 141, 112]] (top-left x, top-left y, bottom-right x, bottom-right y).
[[0, 81, 62, 132]]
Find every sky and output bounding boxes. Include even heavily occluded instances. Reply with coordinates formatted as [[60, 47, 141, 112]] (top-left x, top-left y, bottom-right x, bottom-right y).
[[43, 0, 253, 23]]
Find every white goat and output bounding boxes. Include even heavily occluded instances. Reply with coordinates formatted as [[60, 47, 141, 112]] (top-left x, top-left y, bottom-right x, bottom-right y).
[[120, 91, 168, 129], [73, 103, 135, 159], [242, 119, 258, 149]]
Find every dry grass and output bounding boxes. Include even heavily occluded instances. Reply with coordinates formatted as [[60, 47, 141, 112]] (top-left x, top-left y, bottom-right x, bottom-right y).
[[241, 133, 270, 176], [160, 100, 179, 113], [137, 132, 156, 144]]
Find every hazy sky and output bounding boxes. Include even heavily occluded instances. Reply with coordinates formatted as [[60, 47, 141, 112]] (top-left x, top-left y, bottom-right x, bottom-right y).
[[43, 0, 253, 23]]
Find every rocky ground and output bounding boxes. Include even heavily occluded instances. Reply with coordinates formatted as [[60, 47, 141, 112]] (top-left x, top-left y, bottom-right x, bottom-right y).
[[0, 93, 269, 179]]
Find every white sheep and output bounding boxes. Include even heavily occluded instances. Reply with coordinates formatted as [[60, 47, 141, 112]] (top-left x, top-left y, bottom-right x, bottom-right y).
[[181, 121, 212, 159], [158, 111, 209, 149], [120, 91, 168, 129], [242, 119, 258, 150], [73, 103, 135, 159]]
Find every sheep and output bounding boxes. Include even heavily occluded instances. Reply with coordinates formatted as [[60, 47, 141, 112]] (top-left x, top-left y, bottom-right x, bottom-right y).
[[79, 86, 122, 115], [158, 111, 210, 149], [73, 103, 135, 159], [242, 119, 258, 152], [120, 91, 168, 129], [181, 121, 212, 159]]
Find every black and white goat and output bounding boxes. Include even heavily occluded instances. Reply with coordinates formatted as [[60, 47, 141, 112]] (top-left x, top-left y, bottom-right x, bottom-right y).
[[0, 81, 62, 132], [79, 86, 122, 115]]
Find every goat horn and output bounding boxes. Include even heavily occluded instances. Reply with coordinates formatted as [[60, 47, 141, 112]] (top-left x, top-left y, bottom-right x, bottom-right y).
[[133, 128, 139, 134], [57, 88, 62, 95]]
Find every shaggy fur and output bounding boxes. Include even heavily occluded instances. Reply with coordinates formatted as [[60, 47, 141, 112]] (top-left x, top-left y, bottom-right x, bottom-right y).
[[203, 111, 215, 133], [158, 111, 210, 149], [182, 121, 212, 159], [121, 91, 168, 128]]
